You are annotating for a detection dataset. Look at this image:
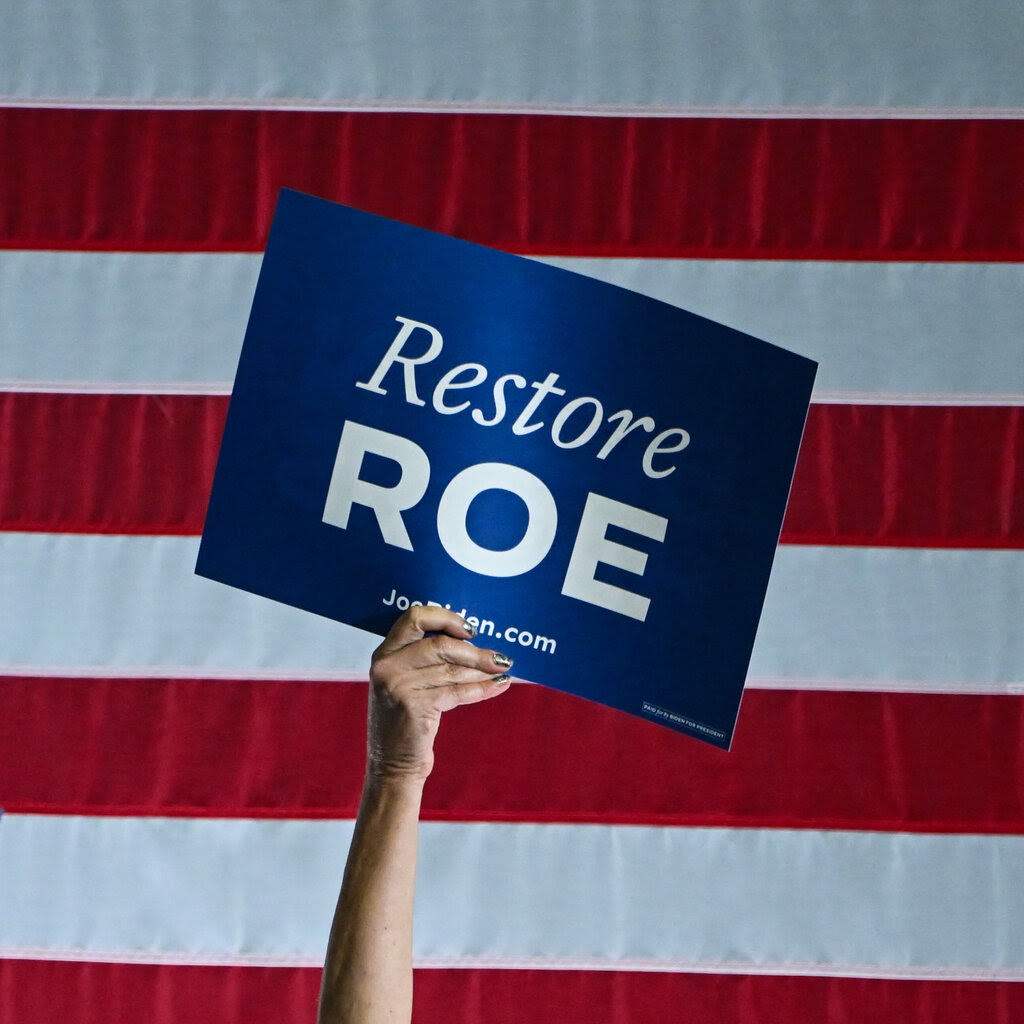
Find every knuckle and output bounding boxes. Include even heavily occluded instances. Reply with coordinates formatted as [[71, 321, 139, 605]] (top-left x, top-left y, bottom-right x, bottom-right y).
[[368, 650, 393, 684], [368, 659, 408, 704], [406, 605, 429, 630], [428, 634, 457, 660], [453, 681, 482, 705]]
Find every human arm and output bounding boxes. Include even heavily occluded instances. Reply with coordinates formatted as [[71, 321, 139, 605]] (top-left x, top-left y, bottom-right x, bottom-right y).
[[317, 606, 513, 1024]]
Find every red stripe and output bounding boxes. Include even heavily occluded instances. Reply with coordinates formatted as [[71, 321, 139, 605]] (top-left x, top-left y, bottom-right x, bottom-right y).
[[785, 403, 1024, 548], [2, 108, 1023, 258], [4, 392, 1023, 547], [2, 960, 1022, 1024], [0, 392, 228, 536], [1, 676, 1021, 833]]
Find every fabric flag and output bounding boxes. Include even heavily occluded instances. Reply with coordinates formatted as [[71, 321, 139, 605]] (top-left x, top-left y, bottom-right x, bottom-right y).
[[1, 2, 1023, 1022]]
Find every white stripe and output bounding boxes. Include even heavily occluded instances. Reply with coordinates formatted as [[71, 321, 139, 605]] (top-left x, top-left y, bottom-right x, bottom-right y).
[[1, 533, 1022, 691], [2, 0, 1023, 114], [4, 252, 1024, 404], [0, 252, 254, 395], [0, 533, 378, 680], [1, 814, 1022, 980], [542, 258, 1024, 406]]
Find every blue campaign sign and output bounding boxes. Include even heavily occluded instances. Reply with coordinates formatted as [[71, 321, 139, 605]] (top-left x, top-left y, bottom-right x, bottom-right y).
[[196, 189, 816, 749]]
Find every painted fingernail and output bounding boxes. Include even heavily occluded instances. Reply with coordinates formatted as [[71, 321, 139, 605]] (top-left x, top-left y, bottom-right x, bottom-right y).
[[493, 652, 513, 668], [461, 619, 478, 637], [493, 674, 511, 684]]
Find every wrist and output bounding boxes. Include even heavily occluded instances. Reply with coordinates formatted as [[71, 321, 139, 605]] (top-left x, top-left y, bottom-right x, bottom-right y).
[[365, 737, 436, 788], [362, 768, 427, 806]]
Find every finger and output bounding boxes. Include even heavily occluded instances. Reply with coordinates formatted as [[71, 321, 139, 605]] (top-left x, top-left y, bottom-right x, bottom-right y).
[[400, 659, 512, 692], [376, 605, 477, 657], [394, 633, 513, 676], [432, 673, 512, 712]]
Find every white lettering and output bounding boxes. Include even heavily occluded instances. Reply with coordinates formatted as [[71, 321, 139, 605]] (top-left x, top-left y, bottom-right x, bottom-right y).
[[597, 409, 656, 459], [511, 373, 567, 435], [436, 463, 558, 577], [561, 492, 668, 621], [643, 428, 691, 479], [551, 396, 604, 449], [433, 362, 487, 415], [354, 317, 444, 406], [471, 372, 527, 427], [354, 317, 691, 476], [322, 420, 430, 550]]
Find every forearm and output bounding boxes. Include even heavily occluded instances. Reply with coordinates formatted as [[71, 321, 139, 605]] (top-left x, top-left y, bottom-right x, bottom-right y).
[[318, 773, 425, 1024], [316, 607, 510, 1023]]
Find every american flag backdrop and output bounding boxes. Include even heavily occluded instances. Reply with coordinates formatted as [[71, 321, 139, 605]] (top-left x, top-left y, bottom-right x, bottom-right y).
[[2, 2, 1024, 1022]]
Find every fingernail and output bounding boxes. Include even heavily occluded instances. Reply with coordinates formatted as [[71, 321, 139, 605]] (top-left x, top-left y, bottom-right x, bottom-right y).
[[493, 652, 513, 668], [493, 674, 511, 684], [461, 619, 478, 637]]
